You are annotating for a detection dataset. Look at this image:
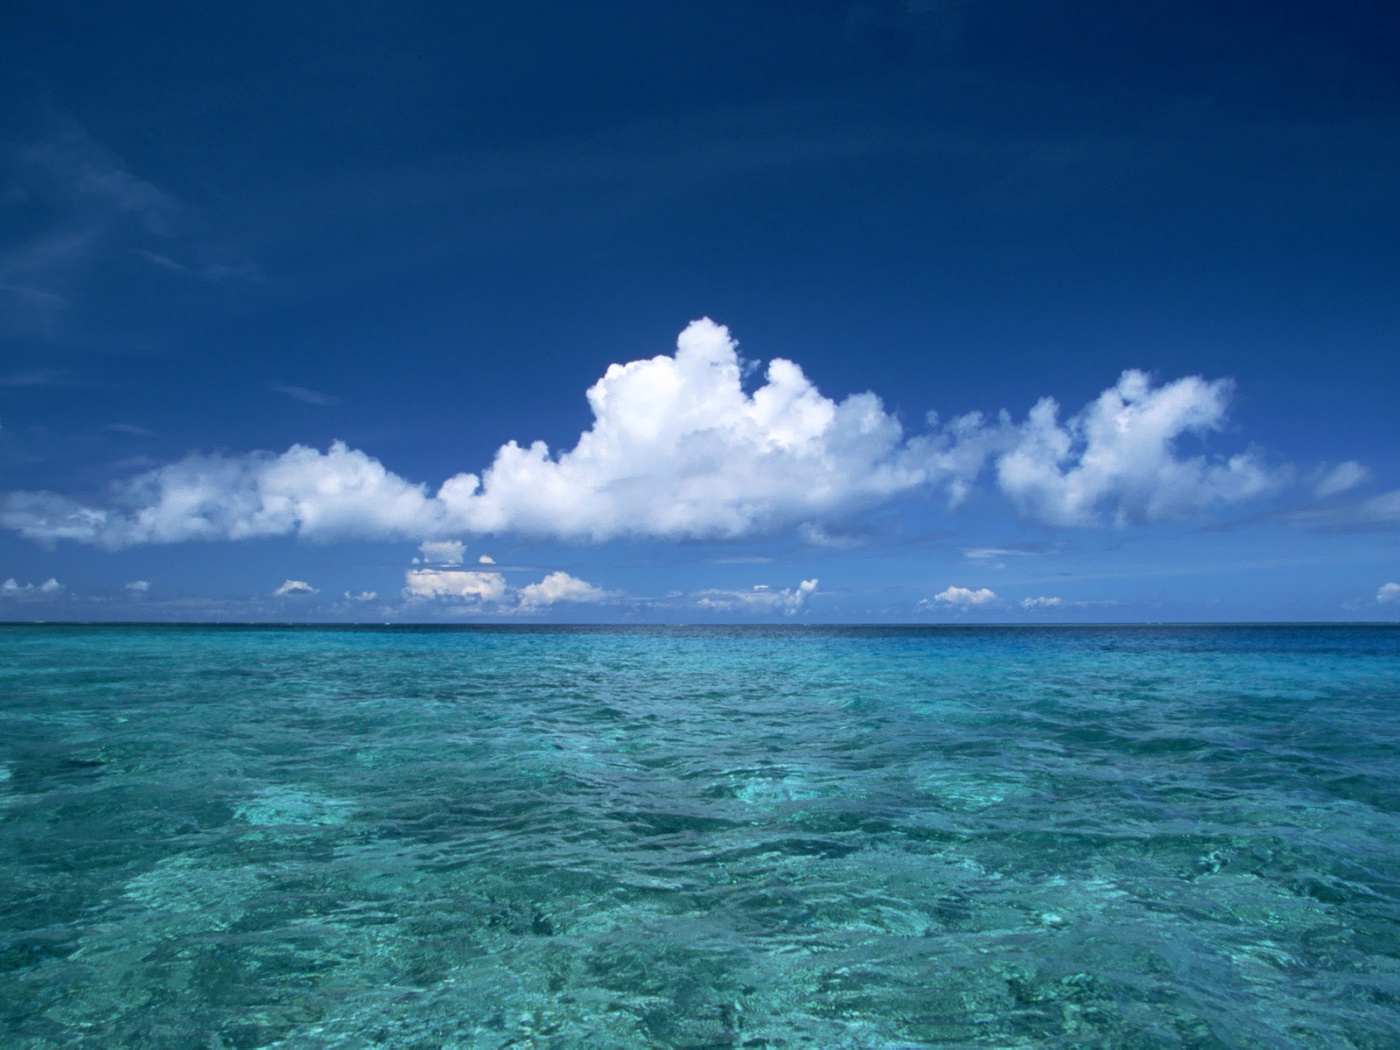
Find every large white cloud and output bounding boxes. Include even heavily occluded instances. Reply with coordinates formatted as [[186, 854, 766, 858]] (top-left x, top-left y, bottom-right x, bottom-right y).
[[433, 319, 949, 539], [1, 441, 441, 549], [0, 320, 1322, 547], [996, 370, 1287, 527]]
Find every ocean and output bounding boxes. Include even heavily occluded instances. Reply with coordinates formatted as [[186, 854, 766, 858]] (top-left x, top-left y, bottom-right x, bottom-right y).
[[2, 624, 1398, 1048]]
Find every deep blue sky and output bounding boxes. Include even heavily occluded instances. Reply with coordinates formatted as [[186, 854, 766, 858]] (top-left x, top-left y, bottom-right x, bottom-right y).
[[2, 1, 1398, 621]]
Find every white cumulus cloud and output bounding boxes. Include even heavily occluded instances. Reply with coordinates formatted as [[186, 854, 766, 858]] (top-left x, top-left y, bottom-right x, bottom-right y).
[[125, 579, 150, 595], [0, 321, 948, 546], [0, 441, 440, 549], [403, 569, 507, 602], [432, 320, 945, 540], [273, 579, 317, 596], [404, 566, 607, 613], [1, 577, 64, 598], [0, 321, 1328, 547], [931, 586, 998, 606], [1020, 596, 1062, 608], [996, 370, 1286, 527], [697, 578, 818, 615], [343, 590, 377, 602], [1379, 583, 1400, 604], [518, 571, 607, 609], [419, 539, 465, 564]]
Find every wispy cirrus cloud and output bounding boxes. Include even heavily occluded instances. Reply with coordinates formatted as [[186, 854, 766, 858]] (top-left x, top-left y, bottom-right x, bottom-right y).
[[2, 124, 180, 327], [0, 369, 80, 388], [1312, 461, 1369, 499], [270, 383, 339, 406], [1278, 489, 1400, 532], [2, 121, 260, 333], [0, 320, 1350, 548], [134, 249, 265, 284]]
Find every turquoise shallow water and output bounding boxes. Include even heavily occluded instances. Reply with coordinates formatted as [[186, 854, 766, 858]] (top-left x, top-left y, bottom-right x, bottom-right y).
[[2, 625, 1399, 1048]]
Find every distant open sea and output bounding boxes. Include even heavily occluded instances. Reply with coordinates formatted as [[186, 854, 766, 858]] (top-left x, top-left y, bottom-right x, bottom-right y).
[[2, 624, 1399, 1048]]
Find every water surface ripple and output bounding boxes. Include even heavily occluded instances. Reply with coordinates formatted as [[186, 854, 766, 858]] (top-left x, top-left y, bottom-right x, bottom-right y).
[[2, 625, 1399, 1047]]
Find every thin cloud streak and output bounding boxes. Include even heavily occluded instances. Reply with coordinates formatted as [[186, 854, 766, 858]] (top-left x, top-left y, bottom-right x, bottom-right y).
[[270, 383, 340, 407]]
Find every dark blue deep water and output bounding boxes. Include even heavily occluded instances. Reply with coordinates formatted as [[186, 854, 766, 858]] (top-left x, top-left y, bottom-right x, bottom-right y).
[[2, 624, 1399, 1048]]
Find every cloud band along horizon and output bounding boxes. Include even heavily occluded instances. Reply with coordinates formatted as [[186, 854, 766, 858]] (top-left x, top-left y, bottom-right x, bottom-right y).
[[0, 320, 1358, 549]]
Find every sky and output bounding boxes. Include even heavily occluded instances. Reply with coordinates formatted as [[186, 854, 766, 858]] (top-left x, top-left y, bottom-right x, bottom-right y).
[[1, 0, 1398, 623]]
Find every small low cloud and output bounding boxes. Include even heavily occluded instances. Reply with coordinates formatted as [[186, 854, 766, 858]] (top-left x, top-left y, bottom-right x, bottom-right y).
[[518, 571, 606, 610], [404, 565, 607, 613], [404, 568, 507, 602], [270, 383, 339, 407], [273, 579, 317, 596], [1020, 596, 1062, 608], [478, 554, 496, 564], [343, 590, 377, 602], [1379, 583, 1400, 604], [697, 578, 818, 615], [419, 539, 465, 565], [125, 579, 150, 596], [930, 585, 997, 606], [1, 577, 64, 598]]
